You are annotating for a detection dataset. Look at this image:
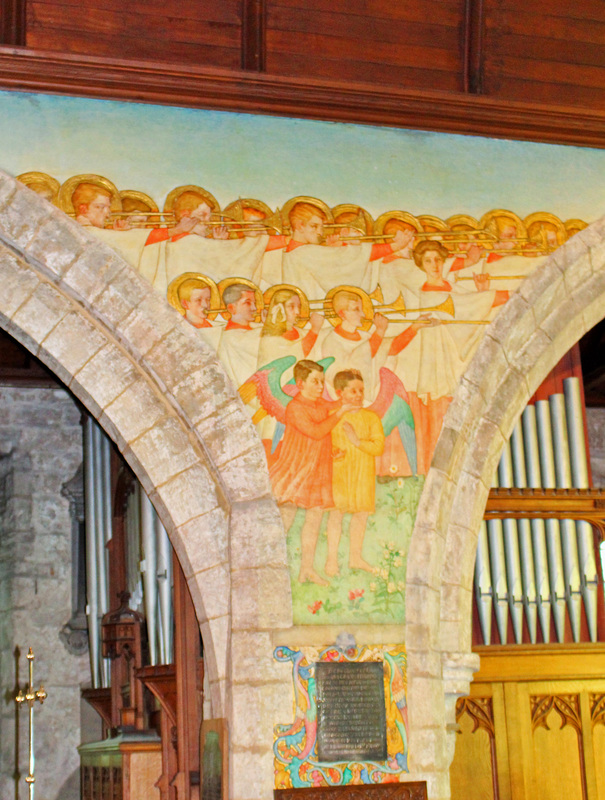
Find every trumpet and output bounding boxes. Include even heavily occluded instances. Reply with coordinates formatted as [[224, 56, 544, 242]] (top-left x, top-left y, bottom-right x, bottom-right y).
[[454, 274, 528, 281], [374, 295, 455, 317]]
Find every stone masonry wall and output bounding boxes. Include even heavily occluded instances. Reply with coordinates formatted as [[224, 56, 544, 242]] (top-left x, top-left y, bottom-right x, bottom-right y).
[[0, 386, 89, 800]]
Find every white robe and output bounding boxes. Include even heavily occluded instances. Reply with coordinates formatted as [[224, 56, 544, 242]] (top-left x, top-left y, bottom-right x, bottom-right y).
[[282, 242, 380, 299]]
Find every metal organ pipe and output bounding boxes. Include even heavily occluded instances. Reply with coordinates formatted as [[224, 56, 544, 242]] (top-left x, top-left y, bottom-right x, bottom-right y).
[[140, 490, 159, 666], [564, 377, 599, 642], [535, 400, 568, 643], [155, 514, 173, 665], [486, 470, 510, 645], [549, 393, 583, 642], [83, 418, 100, 689], [496, 437, 525, 644], [521, 405, 551, 643], [475, 521, 493, 645]]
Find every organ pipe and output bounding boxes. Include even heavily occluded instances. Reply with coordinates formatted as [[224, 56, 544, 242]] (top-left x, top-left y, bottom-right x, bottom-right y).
[[156, 514, 173, 665], [549, 393, 583, 642], [83, 418, 100, 689], [564, 377, 599, 642], [475, 522, 493, 645], [521, 405, 551, 643], [140, 490, 159, 666], [503, 430, 538, 643], [492, 449, 524, 644]]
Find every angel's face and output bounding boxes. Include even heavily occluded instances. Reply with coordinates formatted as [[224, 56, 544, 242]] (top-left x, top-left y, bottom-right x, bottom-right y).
[[339, 378, 364, 407], [284, 296, 301, 327], [299, 370, 324, 401]]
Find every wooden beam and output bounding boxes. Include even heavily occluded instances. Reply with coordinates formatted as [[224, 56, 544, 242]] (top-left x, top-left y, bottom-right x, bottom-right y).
[[0, 0, 26, 46], [1, 48, 605, 148], [463, 0, 484, 93], [241, 0, 266, 71]]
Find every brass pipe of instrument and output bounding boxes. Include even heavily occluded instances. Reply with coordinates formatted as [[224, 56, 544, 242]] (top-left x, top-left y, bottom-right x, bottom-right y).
[[455, 274, 529, 281]]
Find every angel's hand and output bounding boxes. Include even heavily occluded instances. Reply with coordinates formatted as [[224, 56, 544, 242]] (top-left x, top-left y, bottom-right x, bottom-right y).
[[343, 421, 360, 446]]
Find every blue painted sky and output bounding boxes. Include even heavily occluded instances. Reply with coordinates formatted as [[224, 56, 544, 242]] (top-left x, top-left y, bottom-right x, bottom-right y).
[[0, 90, 604, 222]]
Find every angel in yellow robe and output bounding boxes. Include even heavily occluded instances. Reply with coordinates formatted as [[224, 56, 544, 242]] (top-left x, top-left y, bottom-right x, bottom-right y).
[[325, 370, 385, 577]]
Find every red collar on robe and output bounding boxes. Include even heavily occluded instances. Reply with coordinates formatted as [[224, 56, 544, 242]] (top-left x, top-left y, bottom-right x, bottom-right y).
[[282, 328, 300, 340], [421, 281, 452, 292], [333, 324, 361, 341], [225, 319, 253, 331]]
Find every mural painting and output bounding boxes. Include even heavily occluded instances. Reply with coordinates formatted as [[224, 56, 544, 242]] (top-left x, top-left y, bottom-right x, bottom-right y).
[[16, 169, 586, 628]]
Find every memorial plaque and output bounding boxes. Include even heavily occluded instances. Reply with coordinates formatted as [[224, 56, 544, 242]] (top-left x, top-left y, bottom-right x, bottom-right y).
[[316, 661, 387, 762]]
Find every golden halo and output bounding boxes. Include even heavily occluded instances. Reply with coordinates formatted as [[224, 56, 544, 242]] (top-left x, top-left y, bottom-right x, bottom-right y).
[[331, 204, 374, 235], [217, 277, 263, 322], [324, 285, 373, 332], [281, 196, 334, 233], [57, 174, 122, 217], [524, 212, 567, 247], [163, 185, 220, 215], [263, 284, 310, 329], [445, 214, 479, 231], [224, 197, 274, 220], [417, 214, 448, 232], [374, 210, 422, 236], [564, 218, 588, 237], [479, 209, 526, 241], [167, 273, 221, 320], [17, 171, 60, 205], [119, 189, 159, 213]]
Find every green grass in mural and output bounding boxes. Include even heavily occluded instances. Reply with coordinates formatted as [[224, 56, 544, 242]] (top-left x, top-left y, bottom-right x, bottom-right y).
[[288, 476, 425, 625]]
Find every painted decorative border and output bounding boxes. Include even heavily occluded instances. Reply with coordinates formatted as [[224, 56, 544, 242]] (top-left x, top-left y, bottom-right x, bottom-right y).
[[273, 636, 407, 789]]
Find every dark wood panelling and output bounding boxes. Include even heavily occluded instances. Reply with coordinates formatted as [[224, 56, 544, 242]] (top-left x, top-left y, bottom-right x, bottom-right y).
[[242, 0, 266, 70], [482, 0, 605, 108], [1, 0, 27, 45], [2, 48, 605, 149], [265, 0, 465, 90], [25, 0, 241, 67]]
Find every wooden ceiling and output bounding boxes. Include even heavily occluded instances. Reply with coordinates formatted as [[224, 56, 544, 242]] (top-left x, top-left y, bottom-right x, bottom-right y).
[[1, 0, 605, 148]]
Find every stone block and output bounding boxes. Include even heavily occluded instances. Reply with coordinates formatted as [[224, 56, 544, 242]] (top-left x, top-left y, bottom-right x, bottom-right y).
[[485, 292, 531, 356], [172, 361, 234, 424], [415, 468, 453, 534], [230, 748, 274, 800], [116, 289, 181, 357], [230, 497, 287, 570], [405, 583, 440, 640], [231, 630, 283, 683], [26, 215, 88, 276], [0, 251, 40, 319], [74, 342, 139, 410], [189, 563, 230, 621], [449, 469, 490, 538], [0, 184, 51, 249], [62, 247, 126, 305], [102, 377, 167, 443], [443, 376, 486, 437], [202, 614, 230, 682], [176, 506, 229, 577], [430, 425, 466, 480], [407, 677, 444, 731], [517, 256, 565, 308], [11, 281, 72, 344], [0, 171, 17, 207], [483, 367, 530, 442], [41, 311, 107, 377], [405, 648, 441, 679], [463, 332, 508, 392], [440, 581, 471, 623], [219, 446, 272, 504], [144, 327, 218, 391], [463, 417, 505, 486], [231, 567, 292, 630], [230, 682, 262, 749], [152, 461, 220, 523], [195, 399, 260, 468], [441, 523, 477, 589], [129, 415, 199, 487]]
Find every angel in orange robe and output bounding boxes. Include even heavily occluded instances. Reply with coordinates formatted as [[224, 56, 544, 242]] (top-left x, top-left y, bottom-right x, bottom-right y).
[[269, 360, 353, 586]]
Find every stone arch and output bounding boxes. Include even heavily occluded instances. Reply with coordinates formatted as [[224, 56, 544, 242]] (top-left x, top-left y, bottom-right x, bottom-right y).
[[405, 217, 605, 797], [0, 170, 292, 799]]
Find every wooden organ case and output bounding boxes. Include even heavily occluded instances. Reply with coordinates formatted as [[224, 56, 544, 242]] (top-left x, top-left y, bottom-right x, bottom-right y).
[[450, 344, 605, 800], [79, 423, 204, 800]]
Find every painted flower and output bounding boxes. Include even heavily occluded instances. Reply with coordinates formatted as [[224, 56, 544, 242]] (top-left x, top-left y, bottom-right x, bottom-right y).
[[308, 600, 323, 614], [388, 582, 396, 593], [388, 541, 396, 550], [397, 478, 404, 488], [389, 464, 398, 474], [348, 588, 365, 600], [380, 568, 389, 580], [370, 582, 376, 591], [398, 581, 405, 591], [393, 557, 402, 567]]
